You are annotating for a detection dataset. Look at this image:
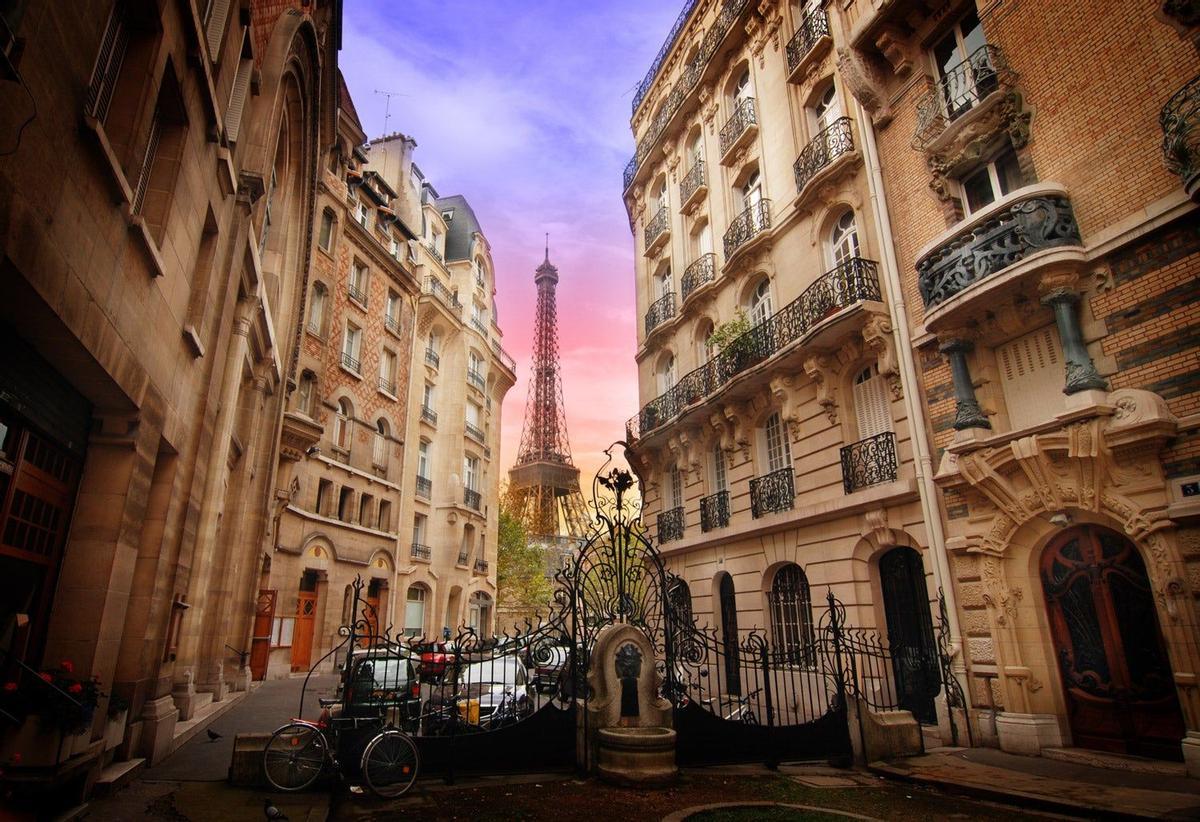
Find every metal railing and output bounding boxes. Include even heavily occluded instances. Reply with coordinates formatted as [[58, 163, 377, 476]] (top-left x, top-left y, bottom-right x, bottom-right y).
[[467, 369, 486, 391], [378, 377, 396, 395], [719, 97, 757, 157], [1162, 73, 1200, 184], [422, 276, 462, 312], [723, 199, 771, 259], [645, 292, 676, 336], [421, 405, 438, 425], [680, 253, 716, 303], [700, 490, 729, 532], [471, 316, 489, 337], [631, 0, 702, 114], [680, 159, 707, 205], [840, 432, 898, 494], [426, 243, 444, 264], [913, 45, 1014, 150], [657, 506, 685, 543], [491, 338, 517, 372], [457, 550, 470, 566], [348, 282, 368, 306], [425, 348, 440, 368], [465, 422, 486, 443], [464, 488, 481, 511], [916, 191, 1081, 308], [474, 559, 489, 574], [629, 257, 881, 439], [411, 543, 432, 561], [644, 205, 670, 250], [785, 8, 830, 74], [385, 314, 401, 335], [750, 467, 794, 518], [416, 475, 432, 498], [340, 351, 360, 374], [794, 117, 854, 195]]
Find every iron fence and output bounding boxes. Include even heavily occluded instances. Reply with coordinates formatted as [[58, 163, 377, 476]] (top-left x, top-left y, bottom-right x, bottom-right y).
[[411, 543, 432, 561], [340, 351, 360, 374], [421, 406, 438, 426], [700, 490, 729, 532], [473, 559, 489, 574], [785, 8, 830, 74], [416, 476, 432, 498], [839, 431, 898, 494], [750, 468, 794, 518], [463, 488, 481, 510], [425, 348, 440, 368], [379, 377, 396, 396], [467, 370, 486, 391], [465, 422, 485, 443], [386, 315, 402, 335], [794, 117, 854, 195], [681, 253, 716, 303], [348, 282, 368, 306], [657, 506, 685, 543]]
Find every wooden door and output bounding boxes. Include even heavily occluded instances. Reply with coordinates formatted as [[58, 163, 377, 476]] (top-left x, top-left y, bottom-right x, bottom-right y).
[[1041, 526, 1185, 760], [291, 591, 318, 672], [362, 595, 380, 648], [249, 589, 276, 680]]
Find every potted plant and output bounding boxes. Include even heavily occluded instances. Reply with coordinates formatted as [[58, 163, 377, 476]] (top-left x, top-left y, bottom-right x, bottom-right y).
[[707, 311, 755, 372], [0, 660, 102, 766]]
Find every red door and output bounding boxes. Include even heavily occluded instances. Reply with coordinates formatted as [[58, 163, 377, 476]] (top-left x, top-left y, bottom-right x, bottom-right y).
[[249, 590, 276, 680], [1041, 526, 1185, 760], [291, 592, 318, 672]]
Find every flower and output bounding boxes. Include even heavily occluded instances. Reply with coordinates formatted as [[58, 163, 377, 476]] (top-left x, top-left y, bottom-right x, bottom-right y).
[[60, 660, 74, 674], [3, 682, 16, 692], [68, 683, 83, 695], [38, 673, 52, 683]]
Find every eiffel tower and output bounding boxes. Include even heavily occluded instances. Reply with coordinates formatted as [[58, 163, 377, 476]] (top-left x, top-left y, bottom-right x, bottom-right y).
[[507, 243, 590, 539]]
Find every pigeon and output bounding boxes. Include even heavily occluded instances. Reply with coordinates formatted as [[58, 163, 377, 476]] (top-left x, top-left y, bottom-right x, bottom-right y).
[[264, 798, 289, 820], [206, 729, 222, 742]]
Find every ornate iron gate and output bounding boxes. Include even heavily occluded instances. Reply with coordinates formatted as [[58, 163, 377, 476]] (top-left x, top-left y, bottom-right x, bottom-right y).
[[879, 547, 940, 725]]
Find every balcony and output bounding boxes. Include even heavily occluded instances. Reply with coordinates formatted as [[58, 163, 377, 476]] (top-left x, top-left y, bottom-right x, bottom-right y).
[[1161, 74, 1200, 200], [385, 314, 401, 336], [467, 369, 486, 391], [465, 421, 486, 443], [457, 550, 470, 567], [425, 348, 440, 368], [786, 8, 832, 82], [700, 490, 729, 532], [378, 376, 396, 396], [916, 185, 1083, 322], [723, 200, 771, 261], [680, 253, 716, 304], [644, 205, 670, 255], [750, 468, 794, 518], [719, 98, 758, 162], [416, 475, 432, 498], [491, 338, 517, 373], [470, 316, 489, 337], [630, 257, 881, 439], [840, 431, 898, 494], [464, 488, 482, 511], [347, 282, 368, 306], [679, 160, 707, 211], [644, 292, 676, 337], [657, 506, 685, 543], [411, 543, 432, 561], [794, 117, 855, 202], [913, 45, 1016, 152], [421, 405, 438, 426], [631, 0, 701, 115], [427, 243, 444, 265], [422, 276, 462, 314], [340, 351, 360, 375], [474, 559, 490, 574]]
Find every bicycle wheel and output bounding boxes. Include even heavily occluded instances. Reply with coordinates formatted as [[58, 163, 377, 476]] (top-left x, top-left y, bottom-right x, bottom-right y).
[[361, 729, 420, 798], [263, 722, 328, 792]]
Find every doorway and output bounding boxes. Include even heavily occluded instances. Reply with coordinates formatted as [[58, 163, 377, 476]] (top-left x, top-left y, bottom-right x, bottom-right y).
[[717, 572, 741, 696], [1040, 525, 1185, 760], [879, 547, 940, 724], [291, 571, 319, 672]]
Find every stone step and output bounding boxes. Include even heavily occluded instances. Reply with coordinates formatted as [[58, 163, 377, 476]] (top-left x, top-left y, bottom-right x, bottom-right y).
[[93, 758, 146, 796], [1041, 746, 1186, 776]]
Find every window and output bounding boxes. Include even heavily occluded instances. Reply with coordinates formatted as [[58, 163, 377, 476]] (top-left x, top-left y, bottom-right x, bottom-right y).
[[413, 513, 427, 546], [385, 290, 401, 331], [422, 382, 435, 412], [655, 179, 669, 213], [473, 259, 486, 287], [355, 198, 369, 228], [349, 261, 368, 304], [829, 210, 860, 268], [811, 82, 842, 135], [740, 170, 763, 212], [655, 265, 673, 300], [468, 350, 483, 375], [373, 418, 390, 468], [997, 325, 1063, 431], [308, 282, 327, 336], [296, 371, 316, 416], [341, 323, 362, 373], [695, 322, 715, 366], [931, 10, 990, 120], [463, 456, 480, 491], [377, 499, 392, 532], [466, 401, 483, 433], [404, 585, 427, 637], [852, 366, 892, 440], [225, 31, 253, 142], [958, 147, 1023, 215], [669, 467, 683, 509], [338, 485, 354, 521], [769, 564, 815, 666], [763, 412, 791, 473], [316, 478, 333, 516], [689, 132, 704, 167], [471, 302, 486, 330], [418, 440, 431, 478], [314, 208, 334, 252], [380, 349, 397, 395], [358, 493, 373, 526], [749, 280, 773, 327], [334, 398, 353, 451], [427, 331, 440, 356], [711, 445, 727, 492], [732, 68, 753, 105], [694, 222, 713, 258], [657, 355, 677, 395]]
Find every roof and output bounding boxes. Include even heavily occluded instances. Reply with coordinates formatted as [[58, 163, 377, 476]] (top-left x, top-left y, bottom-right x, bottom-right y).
[[436, 194, 484, 262], [337, 70, 364, 134]]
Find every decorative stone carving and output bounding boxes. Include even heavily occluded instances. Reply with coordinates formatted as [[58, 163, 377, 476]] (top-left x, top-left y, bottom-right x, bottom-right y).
[[874, 25, 914, 76], [922, 90, 1030, 201], [861, 311, 902, 399], [803, 353, 839, 425], [769, 374, 803, 441], [835, 47, 892, 126]]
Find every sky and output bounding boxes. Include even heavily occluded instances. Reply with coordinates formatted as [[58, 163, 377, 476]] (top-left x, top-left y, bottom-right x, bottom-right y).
[[340, 1, 684, 485]]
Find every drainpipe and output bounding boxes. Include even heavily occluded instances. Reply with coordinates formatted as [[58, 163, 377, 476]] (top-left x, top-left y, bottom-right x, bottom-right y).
[[854, 101, 965, 662]]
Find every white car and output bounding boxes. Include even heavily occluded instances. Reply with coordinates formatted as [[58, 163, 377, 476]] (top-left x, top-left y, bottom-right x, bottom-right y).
[[456, 655, 533, 725]]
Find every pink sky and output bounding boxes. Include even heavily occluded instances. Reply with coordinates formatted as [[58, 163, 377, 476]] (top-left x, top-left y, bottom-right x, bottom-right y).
[[340, 1, 685, 483]]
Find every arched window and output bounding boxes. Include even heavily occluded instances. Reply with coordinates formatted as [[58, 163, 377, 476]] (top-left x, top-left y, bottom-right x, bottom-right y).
[[308, 282, 328, 336], [695, 319, 715, 366], [732, 68, 753, 105], [761, 411, 791, 473], [811, 82, 842, 135], [668, 466, 683, 510], [334, 398, 353, 451], [829, 210, 861, 268], [373, 418, 390, 470], [711, 444, 727, 493], [740, 169, 763, 212], [688, 131, 704, 168], [769, 564, 815, 665], [668, 578, 693, 628], [657, 354, 677, 395], [655, 264, 674, 300], [318, 208, 335, 251], [748, 279, 773, 327], [404, 584, 428, 637], [853, 365, 892, 440], [655, 178, 669, 213]]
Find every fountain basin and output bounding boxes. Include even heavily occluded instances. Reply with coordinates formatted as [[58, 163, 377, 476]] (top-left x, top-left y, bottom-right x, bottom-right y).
[[596, 726, 678, 786]]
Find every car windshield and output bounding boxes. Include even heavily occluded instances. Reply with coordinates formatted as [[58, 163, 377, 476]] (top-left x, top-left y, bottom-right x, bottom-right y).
[[349, 657, 410, 697], [458, 658, 520, 687]]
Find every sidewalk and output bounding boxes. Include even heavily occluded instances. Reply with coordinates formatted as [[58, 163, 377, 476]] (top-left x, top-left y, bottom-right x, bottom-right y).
[[869, 746, 1200, 820]]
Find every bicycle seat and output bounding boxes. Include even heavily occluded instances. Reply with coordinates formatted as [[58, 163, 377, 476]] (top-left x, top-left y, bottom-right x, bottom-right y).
[[318, 697, 339, 708]]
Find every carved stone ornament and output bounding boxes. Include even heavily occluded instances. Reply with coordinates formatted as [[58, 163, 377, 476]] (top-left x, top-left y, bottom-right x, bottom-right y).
[[803, 353, 839, 425], [769, 374, 804, 441], [861, 310, 903, 400], [709, 409, 738, 467], [924, 91, 1031, 202], [835, 47, 892, 127], [723, 402, 755, 463]]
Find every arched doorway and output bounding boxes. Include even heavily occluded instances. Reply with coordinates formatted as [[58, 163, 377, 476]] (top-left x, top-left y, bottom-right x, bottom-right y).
[[717, 572, 741, 696], [1040, 525, 1184, 760], [879, 547, 939, 724]]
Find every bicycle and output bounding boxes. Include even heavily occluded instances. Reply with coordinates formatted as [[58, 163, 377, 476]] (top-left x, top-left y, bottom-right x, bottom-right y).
[[263, 700, 420, 797], [704, 687, 763, 725]]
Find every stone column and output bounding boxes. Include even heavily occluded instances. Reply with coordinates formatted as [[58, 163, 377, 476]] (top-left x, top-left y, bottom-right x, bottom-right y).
[[1040, 288, 1108, 394], [938, 337, 991, 430]]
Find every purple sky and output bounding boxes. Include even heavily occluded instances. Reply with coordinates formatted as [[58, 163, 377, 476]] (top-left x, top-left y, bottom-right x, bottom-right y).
[[340, 1, 683, 482]]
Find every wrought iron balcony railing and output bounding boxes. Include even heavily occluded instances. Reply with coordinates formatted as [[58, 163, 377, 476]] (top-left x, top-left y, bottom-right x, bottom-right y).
[[1162, 74, 1200, 187], [385, 314, 401, 335], [340, 351, 360, 374], [464, 488, 482, 511], [700, 490, 729, 532], [719, 97, 757, 157], [785, 8, 830, 75], [471, 317, 489, 337], [631, 0, 701, 114], [378, 377, 396, 396], [794, 117, 854, 196], [411, 543, 432, 561], [680, 253, 716, 303], [914, 45, 1014, 150], [644, 205, 670, 251], [457, 550, 470, 566], [657, 506, 685, 543], [348, 283, 368, 306], [680, 160, 707, 206], [474, 559, 490, 574], [916, 190, 1082, 309], [645, 292, 676, 336], [840, 431, 898, 494], [426, 243, 444, 264], [491, 338, 517, 372], [425, 348, 440, 368], [465, 421, 486, 443], [723, 199, 771, 259], [623, 0, 753, 191], [467, 369, 487, 391], [422, 276, 462, 312], [630, 257, 881, 438], [750, 468, 794, 518], [416, 475, 432, 498], [421, 405, 438, 425]]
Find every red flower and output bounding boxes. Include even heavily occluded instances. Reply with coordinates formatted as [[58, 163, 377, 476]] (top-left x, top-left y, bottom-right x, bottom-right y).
[[68, 683, 83, 694], [38, 673, 52, 683], [60, 660, 74, 674], [3, 682, 16, 692]]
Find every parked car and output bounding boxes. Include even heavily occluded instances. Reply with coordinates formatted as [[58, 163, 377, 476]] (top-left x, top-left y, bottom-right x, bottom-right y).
[[420, 654, 533, 734], [530, 644, 570, 693], [333, 649, 422, 729], [413, 641, 450, 683]]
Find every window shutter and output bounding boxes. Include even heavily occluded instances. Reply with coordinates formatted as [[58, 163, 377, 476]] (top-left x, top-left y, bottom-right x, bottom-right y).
[[87, 3, 128, 122], [853, 372, 892, 440], [205, 0, 232, 59], [998, 325, 1063, 430], [225, 58, 253, 142]]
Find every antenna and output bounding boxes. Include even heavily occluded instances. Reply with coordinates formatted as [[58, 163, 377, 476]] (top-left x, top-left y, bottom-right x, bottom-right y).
[[545, 232, 550, 261], [373, 89, 408, 137]]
